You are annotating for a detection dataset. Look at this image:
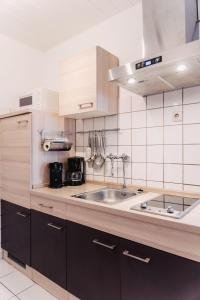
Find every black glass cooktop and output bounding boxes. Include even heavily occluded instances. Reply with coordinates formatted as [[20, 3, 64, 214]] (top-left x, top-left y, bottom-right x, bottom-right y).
[[147, 195, 197, 212], [131, 195, 200, 219]]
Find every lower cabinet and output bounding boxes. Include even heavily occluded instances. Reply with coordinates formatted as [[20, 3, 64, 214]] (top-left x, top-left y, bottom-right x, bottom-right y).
[[31, 210, 67, 289], [1, 200, 30, 266], [2, 204, 200, 300], [67, 221, 121, 300], [120, 238, 200, 300]]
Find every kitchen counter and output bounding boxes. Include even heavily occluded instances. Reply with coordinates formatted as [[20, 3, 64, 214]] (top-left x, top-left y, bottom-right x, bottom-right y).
[[31, 182, 200, 262]]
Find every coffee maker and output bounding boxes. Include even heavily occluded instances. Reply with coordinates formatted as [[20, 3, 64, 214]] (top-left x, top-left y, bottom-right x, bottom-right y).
[[49, 162, 63, 188], [65, 157, 85, 186]]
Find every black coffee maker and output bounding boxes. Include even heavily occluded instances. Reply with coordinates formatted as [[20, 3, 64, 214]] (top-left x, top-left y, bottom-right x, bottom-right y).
[[65, 157, 85, 186], [49, 162, 63, 188]]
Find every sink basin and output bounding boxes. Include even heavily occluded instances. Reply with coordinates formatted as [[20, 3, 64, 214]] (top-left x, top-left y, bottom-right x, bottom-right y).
[[71, 188, 139, 205]]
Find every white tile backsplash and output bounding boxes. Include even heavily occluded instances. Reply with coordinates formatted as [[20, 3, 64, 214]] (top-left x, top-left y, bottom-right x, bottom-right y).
[[132, 163, 146, 180], [164, 125, 182, 144], [184, 165, 200, 185], [147, 93, 163, 109], [147, 163, 163, 182], [105, 115, 117, 129], [84, 118, 93, 131], [184, 145, 200, 164], [184, 103, 200, 124], [119, 89, 132, 113], [94, 117, 104, 130], [118, 113, 132, 129], [147, 127, 163, 144], [118, 129, 131, 145], [76, 85, 200, 193], [105, 131, 117, 146], [164, 106, 182, 126], [184, 86, 200, 104], [184, 124, 200, 144], [132, 128, 146, 145], [164, 145, 182, 164], [164, 90, 182, 107], [164, 164, 182, 184], [147, 108, 163, 127], [132, 110, 146, 128], [164, 182, 183, 191], [132, 94, 146, 111], [147, 145, 163, 163], [132, 146, 146, 163]]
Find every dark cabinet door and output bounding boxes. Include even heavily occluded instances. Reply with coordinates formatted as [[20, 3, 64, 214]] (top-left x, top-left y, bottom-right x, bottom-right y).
[[31, 210, 66, 289], [67, 221, 120, 300], [120, 238, 200, 300], [1, 200, 30, 266]]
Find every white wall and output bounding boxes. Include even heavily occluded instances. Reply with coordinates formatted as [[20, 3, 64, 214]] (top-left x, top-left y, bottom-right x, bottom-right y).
[[0, 33, 44, 113], [43, 3, 143, 91]]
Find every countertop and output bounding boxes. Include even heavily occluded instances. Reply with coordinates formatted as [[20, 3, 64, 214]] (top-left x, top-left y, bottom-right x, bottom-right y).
[[31, 182, 200, 235]]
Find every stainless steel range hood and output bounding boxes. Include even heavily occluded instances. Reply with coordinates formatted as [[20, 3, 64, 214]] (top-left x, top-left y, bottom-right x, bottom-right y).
[[109, 0, 200, 96]]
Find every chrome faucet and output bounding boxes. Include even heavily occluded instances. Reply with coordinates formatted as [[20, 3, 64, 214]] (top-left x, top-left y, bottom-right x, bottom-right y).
[[106, 153, 129, 188]]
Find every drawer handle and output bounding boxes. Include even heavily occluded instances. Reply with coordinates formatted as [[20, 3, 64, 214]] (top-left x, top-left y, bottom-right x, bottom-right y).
[[78, 102, 93, 109], [123, 250, 151, 264], [39, 203, 53, 209], [17, 120, 29, 124], [16, 212, 28, 218], [47, 223, 63, 230], [92, 238, 116, 250]]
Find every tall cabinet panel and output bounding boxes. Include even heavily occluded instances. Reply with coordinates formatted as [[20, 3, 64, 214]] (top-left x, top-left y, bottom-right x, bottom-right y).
[[1, 113, 32, 207]]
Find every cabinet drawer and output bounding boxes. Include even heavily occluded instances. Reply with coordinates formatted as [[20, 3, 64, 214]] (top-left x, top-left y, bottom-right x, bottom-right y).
[[31, 210, 67, 289], [31, 195, 67, 219], [1, 200, 30, 266]]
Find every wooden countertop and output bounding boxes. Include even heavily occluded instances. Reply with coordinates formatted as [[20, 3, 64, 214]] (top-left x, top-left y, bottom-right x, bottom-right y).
[[31, 182, 200, 262], [31, 182, 200, 235]]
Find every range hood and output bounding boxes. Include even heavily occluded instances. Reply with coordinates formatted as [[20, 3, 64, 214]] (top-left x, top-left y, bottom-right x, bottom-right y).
[[108, 0, 200, 96]]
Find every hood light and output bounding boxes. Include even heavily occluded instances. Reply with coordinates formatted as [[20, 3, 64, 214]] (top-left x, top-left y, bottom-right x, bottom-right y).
[[128, 78, 136, 84], [176, 64, 187, 72]]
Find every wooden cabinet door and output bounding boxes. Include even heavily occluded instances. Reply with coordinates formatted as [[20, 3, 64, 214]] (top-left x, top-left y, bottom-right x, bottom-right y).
[[120, 238, 200, 300], [1, 114, 31, 207], [59, 47, 97, 117], [31, 210, 67, 289], [1, 200, 30, 266], [67, 221, 120, 300]]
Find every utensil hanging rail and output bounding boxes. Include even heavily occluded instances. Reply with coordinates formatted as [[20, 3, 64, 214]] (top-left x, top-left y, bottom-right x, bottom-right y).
[[76, 128, 120, 134]]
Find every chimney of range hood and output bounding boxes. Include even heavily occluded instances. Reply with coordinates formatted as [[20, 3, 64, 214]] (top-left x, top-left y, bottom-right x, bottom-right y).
[[108, 0, 200, 97], [142, 0, 199, 57]]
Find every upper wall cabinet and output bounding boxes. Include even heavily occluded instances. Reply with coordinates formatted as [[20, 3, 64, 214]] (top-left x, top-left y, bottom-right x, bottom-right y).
[[59, 46, 119, 119]]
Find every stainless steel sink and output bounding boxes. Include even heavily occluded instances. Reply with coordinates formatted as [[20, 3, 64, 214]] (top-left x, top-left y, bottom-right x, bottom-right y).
[[71, 188, 140, 205]]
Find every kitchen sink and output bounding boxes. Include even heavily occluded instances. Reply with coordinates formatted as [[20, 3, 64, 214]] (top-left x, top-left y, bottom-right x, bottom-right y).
[[71, 188, 141, 205]]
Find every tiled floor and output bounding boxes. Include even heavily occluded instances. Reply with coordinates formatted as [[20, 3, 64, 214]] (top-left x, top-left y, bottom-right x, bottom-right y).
[[0, 259, 58, 300]]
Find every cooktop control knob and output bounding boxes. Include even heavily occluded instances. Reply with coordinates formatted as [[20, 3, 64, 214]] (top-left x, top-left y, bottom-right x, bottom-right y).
[[140, 202, 147, 209], [167, 206, 174, 214]]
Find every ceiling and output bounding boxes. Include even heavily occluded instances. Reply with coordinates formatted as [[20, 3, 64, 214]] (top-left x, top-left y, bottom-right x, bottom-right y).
[[0, 0, 138, 51]]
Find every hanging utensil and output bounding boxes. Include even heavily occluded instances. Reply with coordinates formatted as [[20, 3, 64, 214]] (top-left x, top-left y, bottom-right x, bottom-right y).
[[93, 131, 105, 169], [87, 132, 94, 168]]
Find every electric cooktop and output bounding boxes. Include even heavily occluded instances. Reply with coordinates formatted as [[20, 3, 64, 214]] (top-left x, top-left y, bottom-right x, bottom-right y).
[[131, 195, 200, 219]]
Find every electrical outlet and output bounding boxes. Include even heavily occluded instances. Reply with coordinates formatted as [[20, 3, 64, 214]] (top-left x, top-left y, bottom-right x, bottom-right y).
[[172, 111, 182, 122]]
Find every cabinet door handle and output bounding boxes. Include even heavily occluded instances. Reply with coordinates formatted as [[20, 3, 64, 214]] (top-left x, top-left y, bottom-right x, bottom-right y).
[[78, 102, 93, 109], [123, 250, 151, 264], [39, 203, 53, 209], [47, 223, 63, 230], [16, 212, 28, 218], [17, 120, 29, 125], [92, 238, 116, 250]]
